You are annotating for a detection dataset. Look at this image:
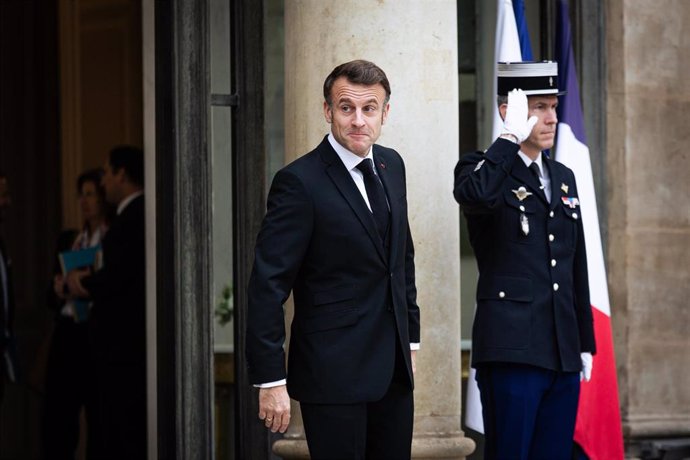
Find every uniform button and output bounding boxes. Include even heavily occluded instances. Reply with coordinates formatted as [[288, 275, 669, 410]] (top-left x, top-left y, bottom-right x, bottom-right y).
[[553, 283, 559, 291], [499, 291, 505, 298], [551, 259, 557, 267], [549, 211, 554, 218], [519, 205, 525, 212], [390, 272, 394, 278], [549, 234, 555, 242], [572, 212, 579, 219]]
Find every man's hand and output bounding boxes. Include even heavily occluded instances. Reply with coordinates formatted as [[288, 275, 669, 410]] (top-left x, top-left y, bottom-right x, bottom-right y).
[[502, 89, 538, 144], [411, 350, 417, 375], [580, 352, 593, 382], [258, 385, 291, 433], [65, 269, 90, 298]]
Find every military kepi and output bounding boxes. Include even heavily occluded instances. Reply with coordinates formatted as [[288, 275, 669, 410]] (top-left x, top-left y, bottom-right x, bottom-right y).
[[497, 61, 566, 96]]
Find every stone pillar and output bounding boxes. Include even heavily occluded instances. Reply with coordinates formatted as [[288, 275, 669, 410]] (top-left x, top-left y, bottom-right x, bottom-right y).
[[275, 1, 475, 458], [606, 0, 690, 454]]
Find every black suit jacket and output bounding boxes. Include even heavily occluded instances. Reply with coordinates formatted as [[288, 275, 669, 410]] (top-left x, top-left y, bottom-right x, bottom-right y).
[[82, 194, 145, 366], [454, 138, 595, 372], [247, 136, 420, 404]]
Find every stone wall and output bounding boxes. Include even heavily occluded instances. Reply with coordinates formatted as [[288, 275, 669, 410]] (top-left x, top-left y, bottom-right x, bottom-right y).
[[606, 0, 690, 446]]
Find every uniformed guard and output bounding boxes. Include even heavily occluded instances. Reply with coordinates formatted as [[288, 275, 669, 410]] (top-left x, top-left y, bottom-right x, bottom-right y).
[[453, 61, 596, 459]]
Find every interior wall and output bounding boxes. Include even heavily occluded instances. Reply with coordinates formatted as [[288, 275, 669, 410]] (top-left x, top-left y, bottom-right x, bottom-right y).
[[59, 0, 143, 229]]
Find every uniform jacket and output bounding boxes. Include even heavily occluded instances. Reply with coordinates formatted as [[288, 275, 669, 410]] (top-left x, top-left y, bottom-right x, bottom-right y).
[[454, 138, 595, 372], [247, 136, 420, 404]]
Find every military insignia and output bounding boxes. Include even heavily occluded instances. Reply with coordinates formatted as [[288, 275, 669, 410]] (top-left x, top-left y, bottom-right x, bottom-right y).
[[549, 76, 553, 87], [512, 186, 533, 201], [520, 213, 530, 235], [561, 183, 569, 193], [561, 196, 580, 208], [474, 159, 485, 172]]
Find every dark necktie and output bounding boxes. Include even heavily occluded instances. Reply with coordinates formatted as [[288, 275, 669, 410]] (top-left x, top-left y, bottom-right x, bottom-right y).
[[529, 162, 550, 202], [356, 159, 390, 240], [529, 162, 541, 182]]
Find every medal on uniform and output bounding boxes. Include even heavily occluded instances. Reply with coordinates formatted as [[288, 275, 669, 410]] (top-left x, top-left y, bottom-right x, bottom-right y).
[[520, 213, 530, 236], [561, 183, 569, 193], [512, 186, 533, 201]]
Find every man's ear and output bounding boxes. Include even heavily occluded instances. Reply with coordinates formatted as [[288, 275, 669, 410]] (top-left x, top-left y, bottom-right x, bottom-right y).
[[498, 103, 508, 121], [323, 101, 332, 123], [381, 102, 390, 125]]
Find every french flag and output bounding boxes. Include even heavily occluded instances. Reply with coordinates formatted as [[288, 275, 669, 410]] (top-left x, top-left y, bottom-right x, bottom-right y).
[[554, 1, 624, 458]]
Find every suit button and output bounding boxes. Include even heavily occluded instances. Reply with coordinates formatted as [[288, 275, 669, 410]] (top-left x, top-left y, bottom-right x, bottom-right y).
[[549, 234, 555, 242], [549, 211, 554, 218], [551, 259, 557, 267], [553, 283, 559, 291], [519, 205, 525, 212], [499, 291, 505, 298]]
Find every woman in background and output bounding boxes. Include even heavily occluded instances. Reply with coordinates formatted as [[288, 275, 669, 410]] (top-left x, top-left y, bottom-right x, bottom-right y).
[[43, 168, 113, 460]]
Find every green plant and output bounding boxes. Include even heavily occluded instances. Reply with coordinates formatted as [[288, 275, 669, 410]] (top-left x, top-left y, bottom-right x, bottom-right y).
[[215, 283, 233, 326]]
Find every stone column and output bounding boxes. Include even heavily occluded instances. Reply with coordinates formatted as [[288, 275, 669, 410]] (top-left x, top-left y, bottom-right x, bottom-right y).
[[275, 1, 475, 458], [606, 0, 690, 454]]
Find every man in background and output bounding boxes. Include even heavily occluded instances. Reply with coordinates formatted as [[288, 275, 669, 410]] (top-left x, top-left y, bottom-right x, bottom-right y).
[[66, 146, 146, 459], [0, 171, 19, 444]]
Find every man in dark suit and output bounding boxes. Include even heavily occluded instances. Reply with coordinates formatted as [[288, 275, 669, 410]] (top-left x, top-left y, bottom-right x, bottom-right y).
[[0, 171, 19, 440], [453, 61, 596, 459], [66, 146, 146, 459], [247, 60, 421, 459]]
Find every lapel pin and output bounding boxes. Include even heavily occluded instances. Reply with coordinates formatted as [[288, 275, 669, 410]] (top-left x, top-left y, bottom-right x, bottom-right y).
[[512, 186, 533, 202], [561, 183, 569, 193]]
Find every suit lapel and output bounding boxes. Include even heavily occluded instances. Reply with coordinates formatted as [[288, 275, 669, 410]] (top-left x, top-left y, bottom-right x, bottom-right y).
[[320, 141, 387, 263], [544, 157, 564, 211], [373, 148, 399, 267]]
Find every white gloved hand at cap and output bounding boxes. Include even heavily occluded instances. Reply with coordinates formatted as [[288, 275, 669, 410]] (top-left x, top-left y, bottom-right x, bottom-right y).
[[501, 89, 538, 144], [580, 352, 593, 382]]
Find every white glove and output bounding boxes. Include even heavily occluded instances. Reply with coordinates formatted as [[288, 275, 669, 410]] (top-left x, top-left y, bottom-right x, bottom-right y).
[[501, 89, 538, 144], [580, 352, 593, 382]]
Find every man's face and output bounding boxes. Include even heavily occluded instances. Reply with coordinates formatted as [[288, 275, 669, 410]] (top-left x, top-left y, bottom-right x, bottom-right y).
[[523, 95, 558, 152], [101, 162, 122, 205], [323, 76, 390, 157]]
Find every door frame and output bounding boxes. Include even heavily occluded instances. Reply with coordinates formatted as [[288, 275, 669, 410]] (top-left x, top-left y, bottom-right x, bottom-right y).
[[152, 0, 271, 458]]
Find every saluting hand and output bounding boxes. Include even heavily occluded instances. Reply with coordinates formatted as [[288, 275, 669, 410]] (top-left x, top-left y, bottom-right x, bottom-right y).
[[502, 88, 538, 144]]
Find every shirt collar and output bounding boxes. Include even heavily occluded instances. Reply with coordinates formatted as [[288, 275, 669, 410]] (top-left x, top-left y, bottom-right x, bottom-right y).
[[117, 191, 143, 215], [328, 133, 374, 171], [517, 150, 545, 177]]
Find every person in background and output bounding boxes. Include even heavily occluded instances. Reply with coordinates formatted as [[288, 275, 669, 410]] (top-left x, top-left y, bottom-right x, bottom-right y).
[[0, 170, 19, 446], [65, 146, 145, 459], [44, 168, 112, 460]]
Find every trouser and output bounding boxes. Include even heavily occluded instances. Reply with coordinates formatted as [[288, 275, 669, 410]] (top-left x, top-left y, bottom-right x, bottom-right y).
[[476, 363, 580, 460], [300, 344, 414, 460]]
